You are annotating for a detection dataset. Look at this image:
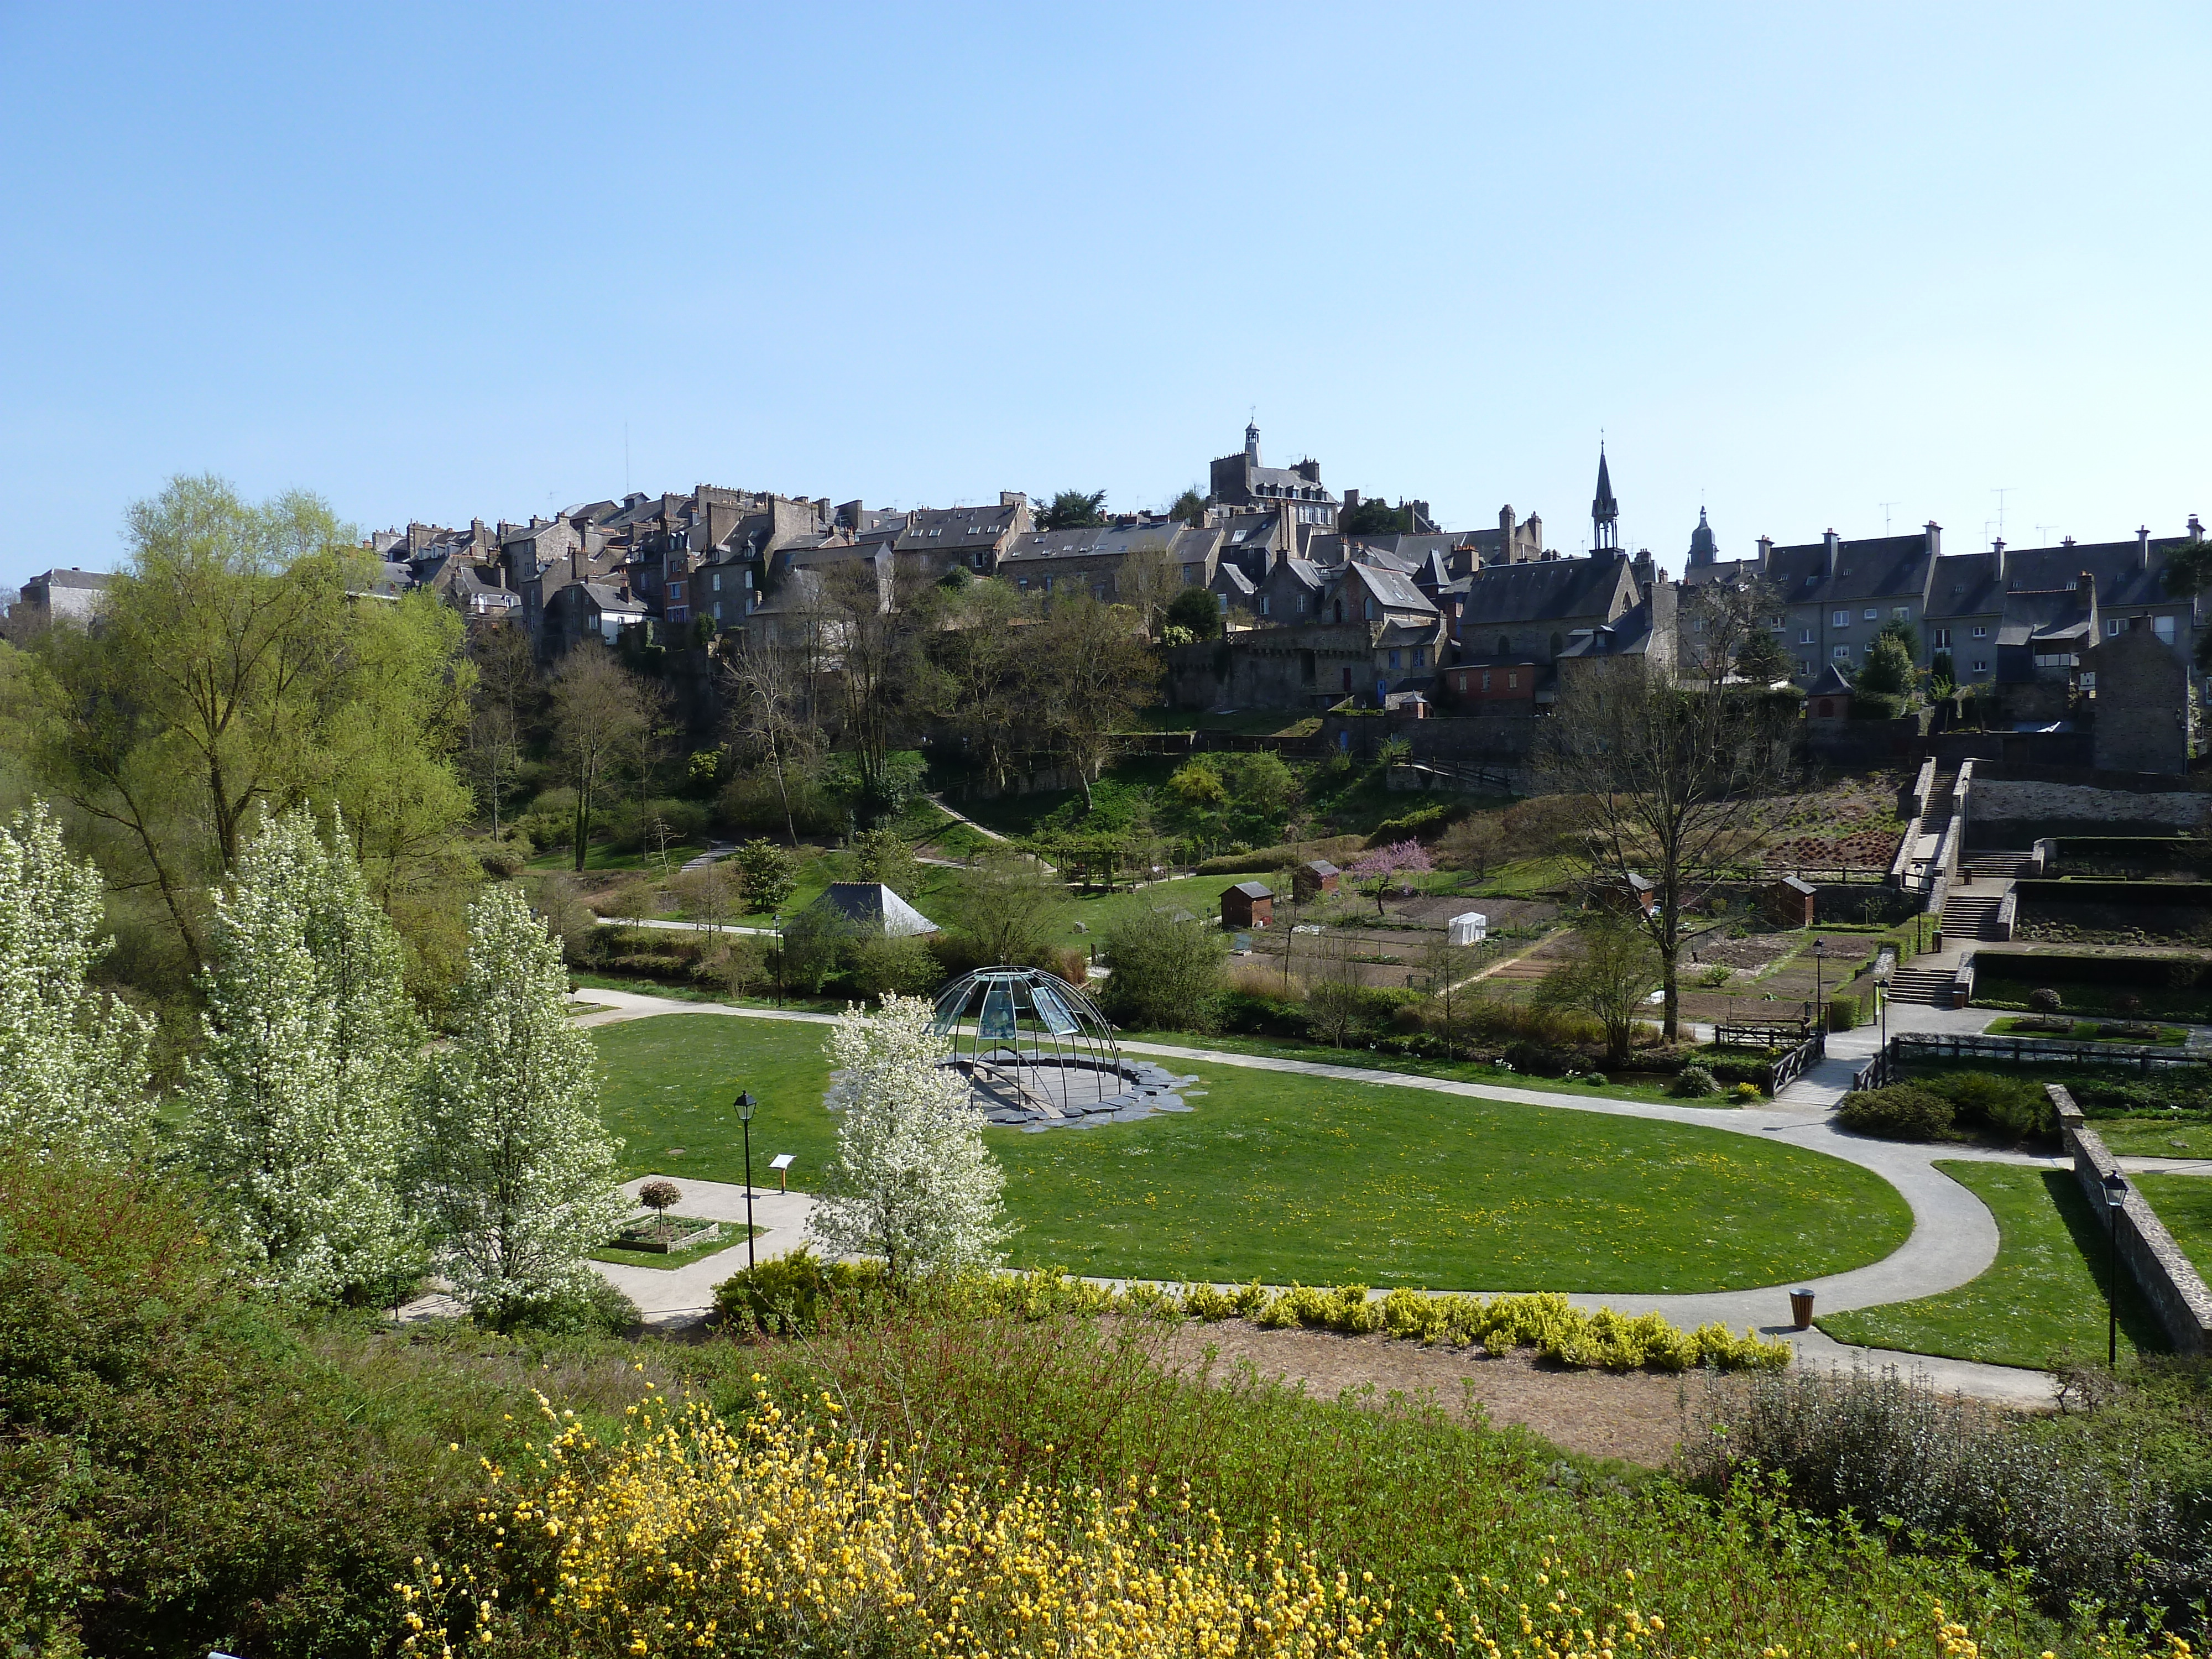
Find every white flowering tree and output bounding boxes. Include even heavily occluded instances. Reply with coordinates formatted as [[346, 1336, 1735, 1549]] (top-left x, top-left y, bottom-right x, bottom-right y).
[[415, 883, 625, 1324], [809, 993, 1008, 1281], [0, 801, 153, 1157], [185, 807, 421, 1303]]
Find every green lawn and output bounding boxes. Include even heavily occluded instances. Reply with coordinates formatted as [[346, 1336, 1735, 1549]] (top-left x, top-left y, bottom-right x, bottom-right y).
[[590, 1012, 1910, 1293], [589, 1224, 763, 1271], [2133, 1173, 2212, 1284], [1818, 1160, 2168, 1369], [2092, 1118, 2212, 1158], [1982, 1016, 2188, 1045]]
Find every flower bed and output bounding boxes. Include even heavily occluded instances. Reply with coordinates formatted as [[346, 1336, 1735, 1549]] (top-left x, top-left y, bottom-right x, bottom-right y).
[[609, 1214, 722, 1255]]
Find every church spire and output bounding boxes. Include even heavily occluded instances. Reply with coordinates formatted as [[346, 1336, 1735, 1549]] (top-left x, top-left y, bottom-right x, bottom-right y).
[[1688, 505, 1717, 566], [1591, 444, 1619, 551]]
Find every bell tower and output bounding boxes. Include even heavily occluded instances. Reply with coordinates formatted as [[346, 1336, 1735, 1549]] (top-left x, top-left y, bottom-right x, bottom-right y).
[[1592, 445, 1619, 552]]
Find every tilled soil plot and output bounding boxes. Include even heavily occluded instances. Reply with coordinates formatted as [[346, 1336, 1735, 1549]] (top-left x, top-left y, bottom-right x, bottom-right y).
[[1145, 1319, 1730, 1467]]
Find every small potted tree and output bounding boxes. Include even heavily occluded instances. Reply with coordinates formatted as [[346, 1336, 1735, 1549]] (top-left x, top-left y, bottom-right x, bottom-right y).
[[638, 1179, 683, 1244]]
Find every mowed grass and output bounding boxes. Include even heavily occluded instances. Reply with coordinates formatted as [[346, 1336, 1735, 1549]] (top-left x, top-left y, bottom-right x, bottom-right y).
[[2095, 1117, 2212, 1158], [590, 1013, 1910, 1294], [1819, 1160, 2168, 1369], [2134, 1172, 2212, 1284]]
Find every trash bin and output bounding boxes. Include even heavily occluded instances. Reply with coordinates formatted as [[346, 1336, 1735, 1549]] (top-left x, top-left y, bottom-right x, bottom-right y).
[[1788, 1288, 1815, 1329]]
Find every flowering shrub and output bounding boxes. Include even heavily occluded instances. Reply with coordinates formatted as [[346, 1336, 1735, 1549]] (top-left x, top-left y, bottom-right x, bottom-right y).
[[398, 1385, 1392, 1658]]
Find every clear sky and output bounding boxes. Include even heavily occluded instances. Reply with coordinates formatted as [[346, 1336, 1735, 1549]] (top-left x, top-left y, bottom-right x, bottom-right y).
[[2, 2, 2206, 588]]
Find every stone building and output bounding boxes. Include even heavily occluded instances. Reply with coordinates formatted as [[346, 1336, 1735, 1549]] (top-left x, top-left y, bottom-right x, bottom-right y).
[[1208, 422, 1338, 526], [2085, 620, 2192, 773], [13, 567, 111, 628]]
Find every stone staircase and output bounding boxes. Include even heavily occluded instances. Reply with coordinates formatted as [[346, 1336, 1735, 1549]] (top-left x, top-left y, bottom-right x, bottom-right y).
[[1939, 889, 2005, 942], [1886, 963, 1959, 1006], [1964, 851, 2032, 880]]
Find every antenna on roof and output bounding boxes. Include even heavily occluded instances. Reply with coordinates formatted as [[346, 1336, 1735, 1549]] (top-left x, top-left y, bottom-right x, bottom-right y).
[[1878, 501, 1897, 535], [1991, 487, 2013, 539], [2034, 524, 2057, 546]]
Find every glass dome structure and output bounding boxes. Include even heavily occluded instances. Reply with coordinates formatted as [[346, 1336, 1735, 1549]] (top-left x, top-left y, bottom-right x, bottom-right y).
[[930, 965, 1160, 1126]]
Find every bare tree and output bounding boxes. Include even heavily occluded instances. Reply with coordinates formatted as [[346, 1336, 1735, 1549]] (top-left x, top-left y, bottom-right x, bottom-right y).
[[818, 555, 924, 822], [919, 577, 1036, 790], [1533, 911, 1662, 1068], [464, 620, 538, 840], [1540, 655, 1796, 1040], [721, 634, 821, 845], [549, 649, 654, 872], [1118, 541, 1185, 639], [1035, 597, 1159, 807]]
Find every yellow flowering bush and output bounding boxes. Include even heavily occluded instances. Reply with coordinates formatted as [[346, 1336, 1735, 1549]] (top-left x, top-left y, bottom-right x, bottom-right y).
[[397, 1384, 1390, 1658], [717, 1257, 1792, 1374]]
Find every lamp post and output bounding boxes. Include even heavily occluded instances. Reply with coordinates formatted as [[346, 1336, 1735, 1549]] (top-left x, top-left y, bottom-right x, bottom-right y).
[[2103, 1170, 2128, 1368], [735, 1089, 758, 1272], [1812, 938, 1828, 1021]]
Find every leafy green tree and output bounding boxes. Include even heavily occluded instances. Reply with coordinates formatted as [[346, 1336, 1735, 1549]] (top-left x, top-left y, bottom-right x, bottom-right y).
[[549, 649, 661, 870], [0, 802, 152, 1158], [414, 884, 625, 1326], [851, 826, 921, 899], [1733, 629, 1796, 684], [1220, 751, 1297, 821], [1857, 634, 1917, 697], [1533, 911, 1661, 1068], [1341, 497, 1413, 535], [1166, 586, 1221, 639], [807, 994, 1007, 1280], [1038, 489, 1109, 530], [731, 838, 796, 915], [15, 477, 476, 974], [1168, 487, 1208, 526], [943, 847, 1066, 967], [184, 807, 420, 1305], [916, 577, 1036, 791], [1098, 906, 1227, 1031]]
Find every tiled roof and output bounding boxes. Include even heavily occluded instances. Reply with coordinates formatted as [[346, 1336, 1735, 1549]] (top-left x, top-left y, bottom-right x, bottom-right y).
[[1455, 554, 1630, 625]]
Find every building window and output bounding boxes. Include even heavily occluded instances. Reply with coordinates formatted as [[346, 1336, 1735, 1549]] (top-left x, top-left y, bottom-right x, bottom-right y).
[[1414, 646, 1427, 667], [1831, 610, 1849, 627], [1971, 660, 1989, 675], [1798, 629, 1813, 645], [2080, 671, 2098, 691], [668, 607, 687, 624], [1260, 596, 1270, 616], [1295, 595, 1307, 614], [1971, 625, 1987, 639], [1387, 649, 1401, 670], [1863, 608, 1878, 622], [668, 583, 685, 604], [1833, 644, 1851, 659], [711, 572, 722, 592], [1364, 597, 1377, 620], [1892, 607, 1910, 620], [1481, 671, 1492, 691], [2155, 614, 2177, 641], [2107, 618, 2125, 635], [1931, 628, 1951, 648]]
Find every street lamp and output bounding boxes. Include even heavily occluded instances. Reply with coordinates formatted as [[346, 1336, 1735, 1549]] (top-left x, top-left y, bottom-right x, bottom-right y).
[[735, 1089, 759, 1272], [1812, 938, 1828, 1021], [2103, 1169, 2128, 1368]]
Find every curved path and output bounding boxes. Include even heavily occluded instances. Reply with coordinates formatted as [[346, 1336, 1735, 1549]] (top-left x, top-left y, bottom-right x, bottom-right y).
[[571, 988, 2070, 1402]]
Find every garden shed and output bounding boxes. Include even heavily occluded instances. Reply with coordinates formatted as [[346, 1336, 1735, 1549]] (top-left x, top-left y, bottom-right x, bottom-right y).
[[1765, 875, 1817, 928], [1293, 859, 1340, 900], [1221, 881, 1275, 929]]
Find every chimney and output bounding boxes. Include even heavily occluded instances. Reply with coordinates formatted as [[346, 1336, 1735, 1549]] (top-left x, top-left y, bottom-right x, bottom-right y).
[[1343, 489, 1361, 517], [2062, 536, 2076, 548], [1924, 520, 1941, 557], [2190, 513, 2205, 542], [1756, 535, 1773, 572], [1991, 535, 2006, 585], [1498, 503, 1514, 541], [1527, 513, 1542, 554], [2077, 570, 2095, 602], [1822, 529, 1839, 580]]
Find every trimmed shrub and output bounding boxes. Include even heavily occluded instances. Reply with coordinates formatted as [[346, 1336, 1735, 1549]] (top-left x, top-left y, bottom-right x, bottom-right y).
[[1828, 994, 1859, 1031], [1670, 1063, 1719, 1098], [1924, 1070, 2055, 1140], [1837, 1084, 1954, 1140], [2029, 987, 2064, 1014]]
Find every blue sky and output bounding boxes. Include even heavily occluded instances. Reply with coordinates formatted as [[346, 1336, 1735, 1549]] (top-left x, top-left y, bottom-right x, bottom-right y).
[[2, 3, 2206, 588]]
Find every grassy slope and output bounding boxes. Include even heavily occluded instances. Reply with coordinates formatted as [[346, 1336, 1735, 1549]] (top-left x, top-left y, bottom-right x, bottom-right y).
[[2133, 1172, 2212, 1284], [591, 1013, 1909, 1293], [2097, 1118, 2212, 1157], [1818, 1159, 2168, 1368]]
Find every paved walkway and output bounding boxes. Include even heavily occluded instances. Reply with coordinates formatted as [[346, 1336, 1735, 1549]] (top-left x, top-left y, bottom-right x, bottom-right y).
[[567, 989, 2096, 1401]]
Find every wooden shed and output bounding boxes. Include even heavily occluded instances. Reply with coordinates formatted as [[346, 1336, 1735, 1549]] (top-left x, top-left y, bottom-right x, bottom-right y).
[[1221, 881, 1275, 929], [1765, 874, 1817, 928], [1292, 859, 1340, 901]]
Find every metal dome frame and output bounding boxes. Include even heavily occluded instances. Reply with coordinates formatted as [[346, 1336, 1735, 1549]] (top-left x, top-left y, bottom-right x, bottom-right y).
[[930, 964, 1128, 1120]]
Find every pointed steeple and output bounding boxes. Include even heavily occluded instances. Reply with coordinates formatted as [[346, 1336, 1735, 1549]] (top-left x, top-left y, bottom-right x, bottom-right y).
[[1591, 444, 1619, 551], [1688, 505, 1717, 566]]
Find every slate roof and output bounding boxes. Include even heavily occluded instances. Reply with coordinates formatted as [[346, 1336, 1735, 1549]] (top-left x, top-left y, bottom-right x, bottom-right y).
[[816, 882, 939, 937], [1455, 554, 1631, 626], [1350, 565, 1437, 615], [34, 567, 111, 590], [1927, 540, 2190, 618], [1228, 881, 1274, 900], [582, 583, 645, 615], [1273, 557, 1326, 592], [1763, 533, 1933, 606], [1809, 663, 1854, 695], [893, 504, 1022, 555], [1002, 523, 1193, 565]]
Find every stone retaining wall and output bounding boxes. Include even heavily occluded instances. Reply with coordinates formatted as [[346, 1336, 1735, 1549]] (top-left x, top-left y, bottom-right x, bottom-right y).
[[1971, 778, 2211, 841], [2049, 1084, 2212, 1354]]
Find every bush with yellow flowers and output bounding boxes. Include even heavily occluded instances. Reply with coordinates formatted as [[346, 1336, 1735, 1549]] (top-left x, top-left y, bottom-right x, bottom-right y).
[[398, 1382, 1391, 1658], [714, 1254, 1792, 1374]]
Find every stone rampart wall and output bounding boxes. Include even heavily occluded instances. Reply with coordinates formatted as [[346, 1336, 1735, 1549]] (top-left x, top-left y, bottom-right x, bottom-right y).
[[2051, 1085, 2212, 1355]]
